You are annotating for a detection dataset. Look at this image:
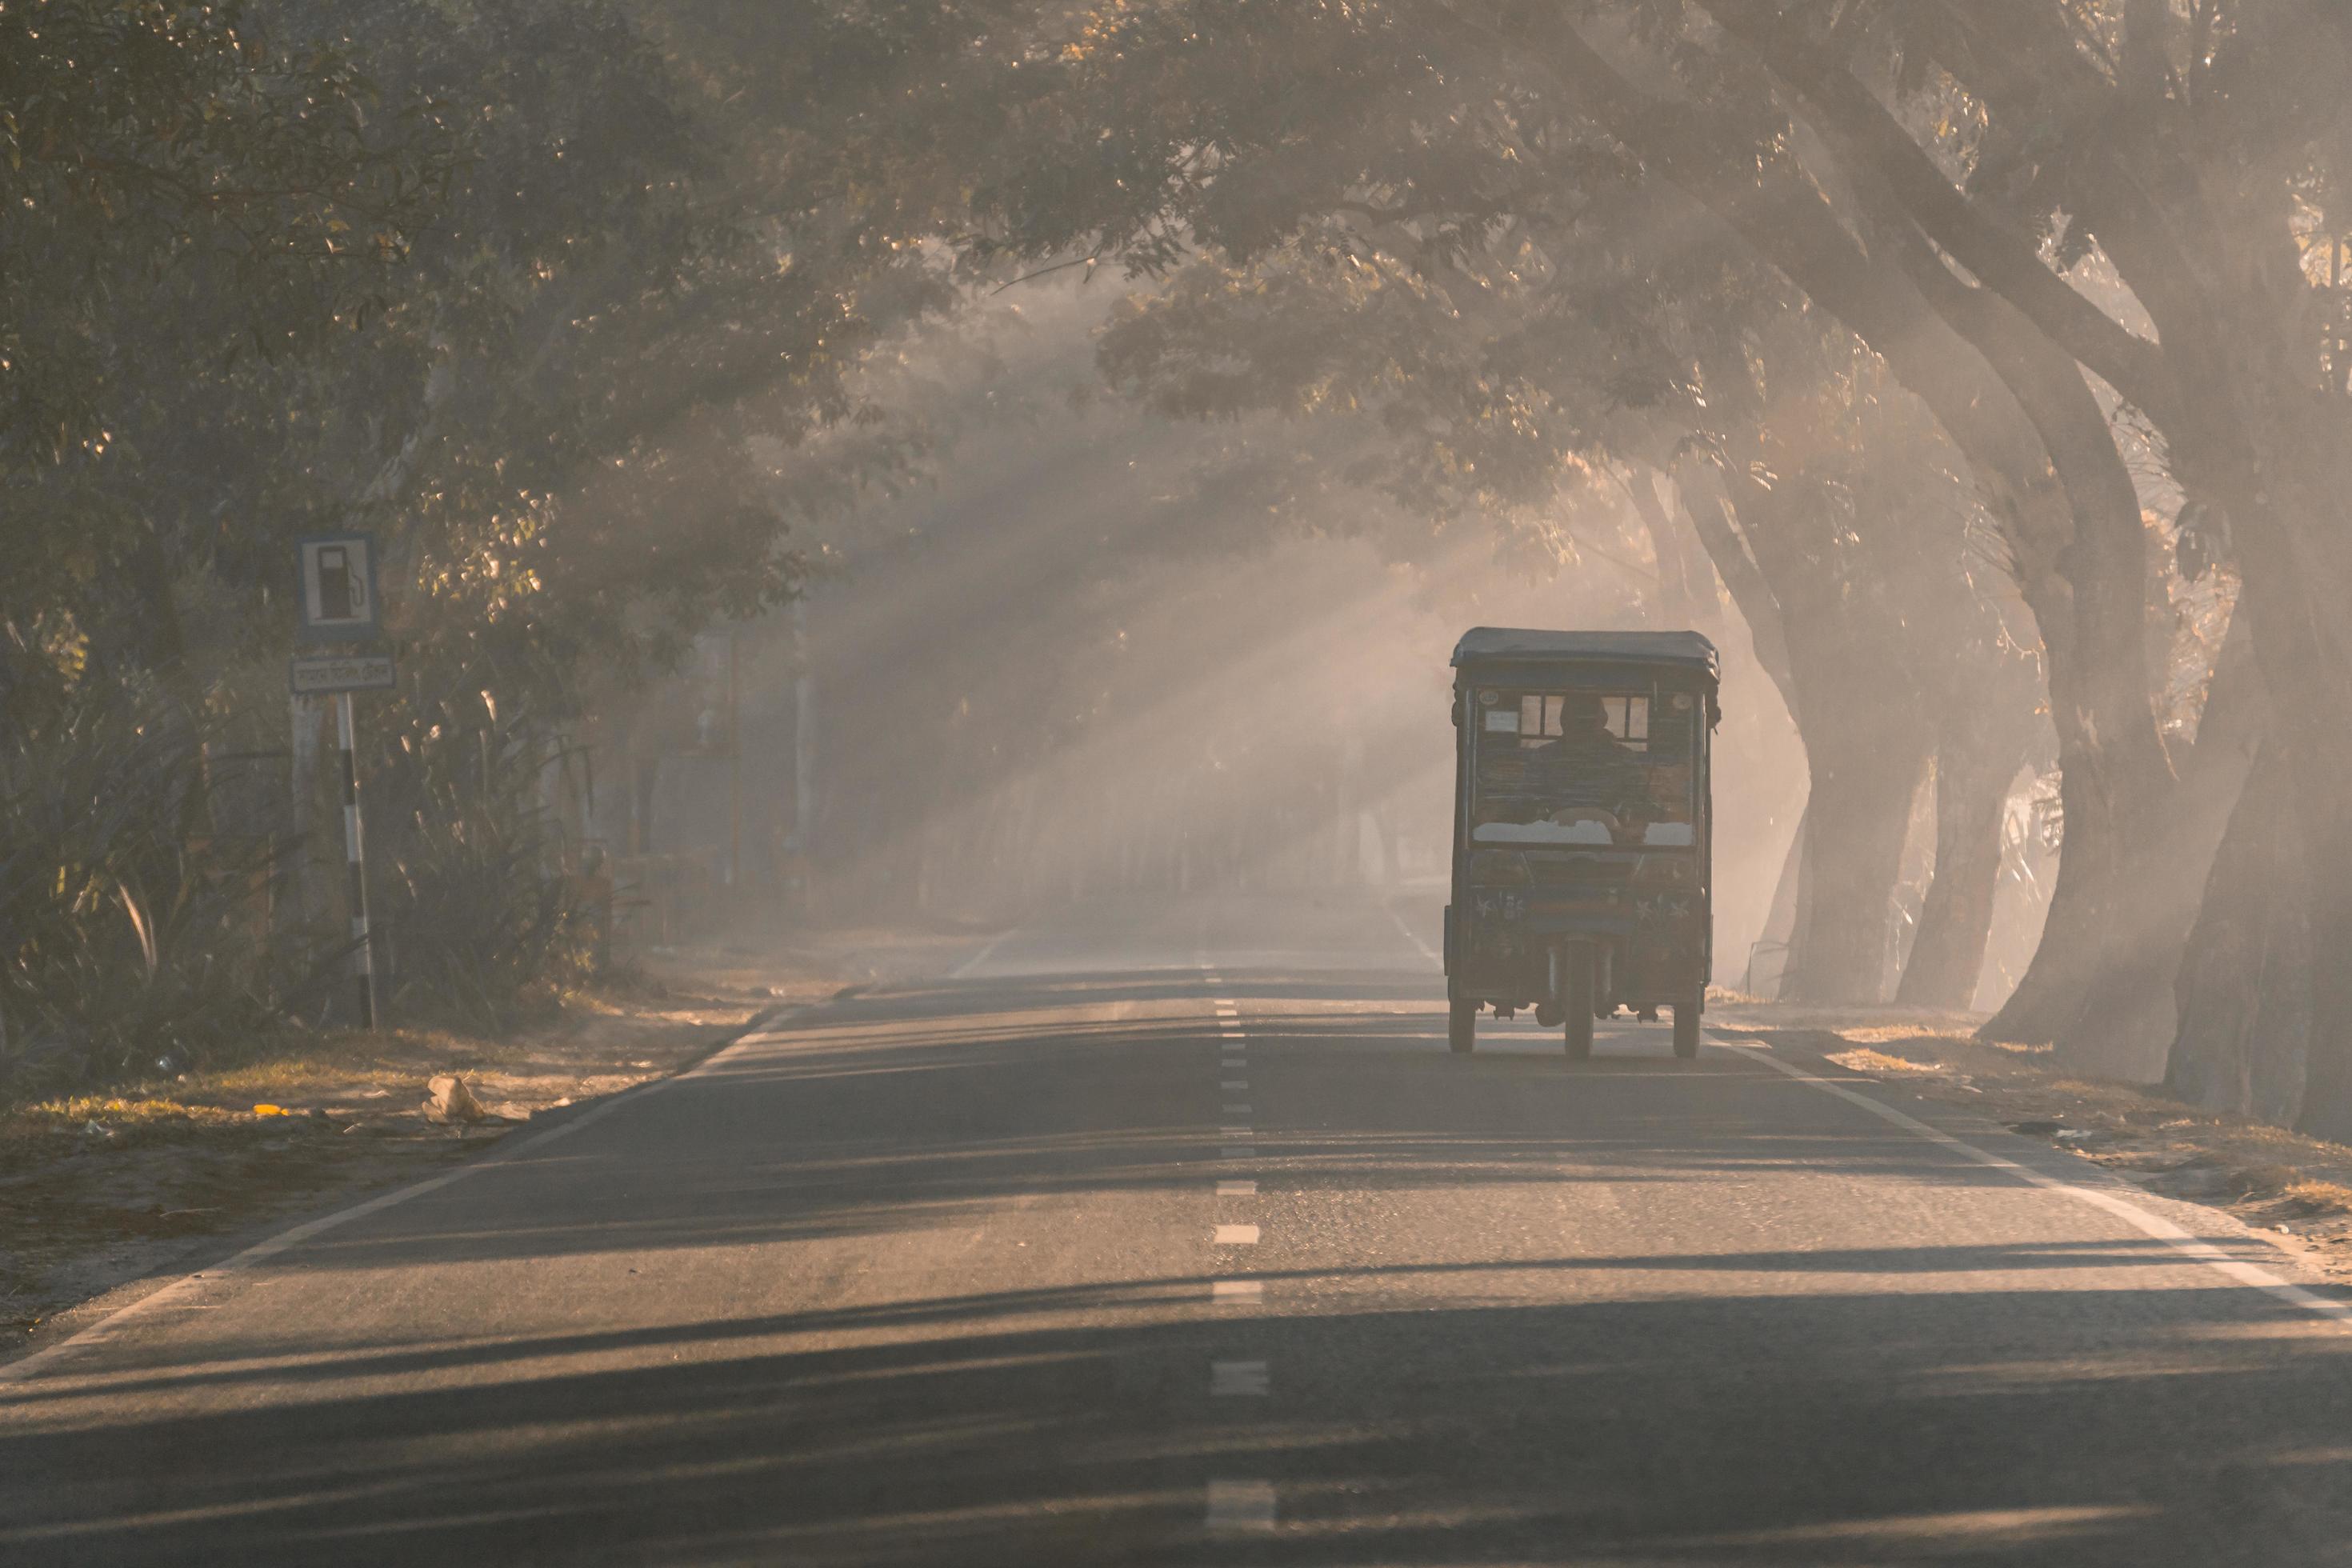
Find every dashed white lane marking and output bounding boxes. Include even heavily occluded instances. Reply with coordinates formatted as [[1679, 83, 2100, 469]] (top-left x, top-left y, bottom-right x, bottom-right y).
[[1206, 1478, 1277, 1531], [1210, 1280, 1264, 1305], [1219, 1146, 1254, 1160], [950, 930, 1018, 979], [1385, 902, 1441, 969], [1222, 1080, 1248, 1090], [1223, 1102, 1251, 1115], [1716, 1035, 2352, 1329], [1214, 1224, 1261, 1245], [1217, 1179, 1257, 1196], [1210, 1360, 1270, 1397]]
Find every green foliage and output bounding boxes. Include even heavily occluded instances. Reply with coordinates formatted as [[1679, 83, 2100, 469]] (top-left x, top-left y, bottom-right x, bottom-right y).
[[2, 0, 968, 1074], [370, 710, 594, 1029], [0, 681, 282, 1094], [0, 0, 459, 472]]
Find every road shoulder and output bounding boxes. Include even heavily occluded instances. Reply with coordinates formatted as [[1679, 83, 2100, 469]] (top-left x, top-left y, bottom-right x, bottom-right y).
[[1710, 1002, 2352, 1289], [0, 921, 988, 1363]]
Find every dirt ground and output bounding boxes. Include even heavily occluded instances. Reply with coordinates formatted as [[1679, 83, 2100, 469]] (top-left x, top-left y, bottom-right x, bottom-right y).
[[1711, 1001, 2352, 1281], [0, 921, 988, 1343]]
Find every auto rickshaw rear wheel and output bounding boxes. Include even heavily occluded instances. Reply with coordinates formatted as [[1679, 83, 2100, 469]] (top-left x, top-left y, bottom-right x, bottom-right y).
[[1562, 949, 1596, 1062], [1448, 998, 1478, 1054], [1671, 993, 1702, 1059]]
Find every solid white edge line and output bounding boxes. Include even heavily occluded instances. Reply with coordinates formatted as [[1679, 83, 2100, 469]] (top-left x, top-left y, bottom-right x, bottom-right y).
[[1710, 1033, 2352, 1328], [0, 1006, 811, 1389]]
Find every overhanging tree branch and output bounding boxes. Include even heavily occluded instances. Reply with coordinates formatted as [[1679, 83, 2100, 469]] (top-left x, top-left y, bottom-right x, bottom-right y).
[[1694, 2, 2187, 435]]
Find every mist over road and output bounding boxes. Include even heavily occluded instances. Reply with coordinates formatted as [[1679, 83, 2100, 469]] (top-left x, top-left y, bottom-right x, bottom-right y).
[[3, 893, 2346, 1565]]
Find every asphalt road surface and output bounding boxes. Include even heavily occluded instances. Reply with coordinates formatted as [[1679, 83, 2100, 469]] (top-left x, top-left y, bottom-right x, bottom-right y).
[[6, 892, 2351, 1566]]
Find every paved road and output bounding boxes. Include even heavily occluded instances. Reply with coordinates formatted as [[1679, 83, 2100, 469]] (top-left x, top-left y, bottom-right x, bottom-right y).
[[5, 893, 2350, 1565]]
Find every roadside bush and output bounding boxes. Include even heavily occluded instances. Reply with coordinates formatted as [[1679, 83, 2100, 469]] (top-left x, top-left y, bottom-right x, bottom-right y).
[[369, 703, 595, 1030], [0, 684, 285, 1095]]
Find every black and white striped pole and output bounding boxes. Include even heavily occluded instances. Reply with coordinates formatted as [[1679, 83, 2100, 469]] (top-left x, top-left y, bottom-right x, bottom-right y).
[[296, 533, 389, 1031], [335, 690, 377, 1030]]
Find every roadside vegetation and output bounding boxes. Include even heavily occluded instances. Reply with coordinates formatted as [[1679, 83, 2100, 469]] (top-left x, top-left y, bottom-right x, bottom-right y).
[[1718, 1005, 2352, 1284], [11, 1, 2352, 1153], [774, 0, 2352, 1138], [2, 1, 947, 1098]]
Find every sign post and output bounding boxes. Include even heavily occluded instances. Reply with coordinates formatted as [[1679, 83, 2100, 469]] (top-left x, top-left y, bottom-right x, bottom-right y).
[[334, 690, 376, 1030], [293, 534, 387, 1029]]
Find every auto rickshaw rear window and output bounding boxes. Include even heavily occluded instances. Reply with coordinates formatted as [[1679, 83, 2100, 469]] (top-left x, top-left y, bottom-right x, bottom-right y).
[[1470, 686, 1698, 844], [1501, 692, 1649, 747]]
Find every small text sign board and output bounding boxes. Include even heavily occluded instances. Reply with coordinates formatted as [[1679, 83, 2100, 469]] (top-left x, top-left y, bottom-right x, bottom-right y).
[[289, 652, 397, 695], [296, 533, 381, 643]]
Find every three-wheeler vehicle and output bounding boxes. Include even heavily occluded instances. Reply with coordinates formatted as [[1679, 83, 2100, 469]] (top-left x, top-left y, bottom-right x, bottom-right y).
[[1443, 629, 1719, 1060]]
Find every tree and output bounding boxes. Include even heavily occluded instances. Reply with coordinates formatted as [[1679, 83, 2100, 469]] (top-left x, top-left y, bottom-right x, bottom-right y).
[[762, 0, 2075, 1002], [1675, 0, 2352, 1120], [795, 0, 2319, 1062], [3, 0, 966, 1056]]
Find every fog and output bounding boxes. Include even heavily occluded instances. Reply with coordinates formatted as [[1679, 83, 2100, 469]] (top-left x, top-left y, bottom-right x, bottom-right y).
[[615, 282, 2059, 998], [13, 0, 2326, 1127]]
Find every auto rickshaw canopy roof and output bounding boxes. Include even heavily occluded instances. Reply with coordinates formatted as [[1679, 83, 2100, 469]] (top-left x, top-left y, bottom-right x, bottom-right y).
[[1450, 627, 1719, 682]]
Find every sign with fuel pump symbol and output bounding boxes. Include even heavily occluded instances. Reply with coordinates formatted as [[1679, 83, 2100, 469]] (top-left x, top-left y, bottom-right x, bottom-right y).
[[296, 534, 380, 642]]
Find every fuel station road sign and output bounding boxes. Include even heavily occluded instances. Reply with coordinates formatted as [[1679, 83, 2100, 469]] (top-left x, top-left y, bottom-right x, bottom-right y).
[[291, 531, 389, 1029], [296, 534, 381, 643]]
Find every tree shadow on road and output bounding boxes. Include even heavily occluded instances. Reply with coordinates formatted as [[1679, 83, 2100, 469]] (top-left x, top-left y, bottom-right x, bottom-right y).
[[3, 1275, 2348, 1566], [6, 966, 2348, 1565]]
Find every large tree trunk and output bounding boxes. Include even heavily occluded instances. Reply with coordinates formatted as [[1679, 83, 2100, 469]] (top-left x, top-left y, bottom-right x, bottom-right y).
[[2050, 616, 2265, 1077], [2238, 447, 2352, 1143], [1523, 18, 2178, 1027], [1786, 722, 1931, 1003], [1950, 286, 2174, 1049], [2066, 125, 2352, 1123], [1897, 746, 2016, 1010], [1706, 467, 1936, 1002], [2166, 736, 2310, 1125], [1694, 0, 2348, 1091]]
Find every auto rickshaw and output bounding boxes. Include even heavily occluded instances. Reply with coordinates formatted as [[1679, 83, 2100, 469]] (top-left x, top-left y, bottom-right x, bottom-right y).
[[1443, 629, 1719, 1059]]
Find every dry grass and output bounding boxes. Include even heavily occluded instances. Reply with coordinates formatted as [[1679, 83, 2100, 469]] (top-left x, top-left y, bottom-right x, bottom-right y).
[[1713, 999, 2352, 1279], [1824, 1046, 1946, 1076], [19, 1095, 242, 1129], [0, 918, 949, 1347], [0, 978, 758, 1342], [2278, 1179, 2352, 1218]]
